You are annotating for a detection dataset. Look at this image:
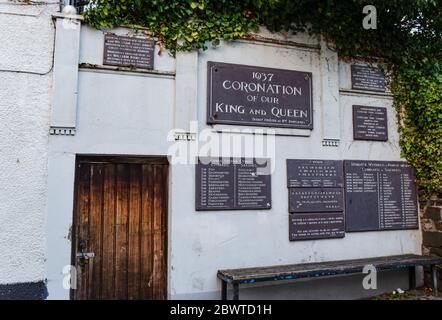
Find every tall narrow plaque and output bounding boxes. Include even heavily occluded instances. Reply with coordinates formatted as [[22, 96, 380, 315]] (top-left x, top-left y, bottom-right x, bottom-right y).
[[287, 159, 345, 241], [353, 105, 388, 141], [345, 160, 418, 231], [207, 62, 313, 129], [196, 157, 271, 211]]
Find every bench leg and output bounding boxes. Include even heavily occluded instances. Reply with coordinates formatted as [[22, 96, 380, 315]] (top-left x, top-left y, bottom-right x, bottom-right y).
[[408, 266, 416, 290], [431, 265, 438, 296], [221, 281, 227, 300], [232, 283, 239, 300]]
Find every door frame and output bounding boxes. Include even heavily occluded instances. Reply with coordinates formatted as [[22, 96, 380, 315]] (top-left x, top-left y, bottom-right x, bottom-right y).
[[70, 155, 170, 300]]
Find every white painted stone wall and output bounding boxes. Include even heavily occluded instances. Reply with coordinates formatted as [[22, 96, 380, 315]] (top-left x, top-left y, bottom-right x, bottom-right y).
[[45, 23, 176, 298], [0, 1, 58, 285], [169, 33, 422, 299], [44, 20, 422, 299]]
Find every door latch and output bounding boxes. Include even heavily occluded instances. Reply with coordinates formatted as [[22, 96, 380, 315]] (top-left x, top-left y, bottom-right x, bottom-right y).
[[76, 252, 95, 260]]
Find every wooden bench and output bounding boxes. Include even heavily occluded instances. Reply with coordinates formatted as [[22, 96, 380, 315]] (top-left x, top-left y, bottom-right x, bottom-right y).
[[217, 254, 442, 300]]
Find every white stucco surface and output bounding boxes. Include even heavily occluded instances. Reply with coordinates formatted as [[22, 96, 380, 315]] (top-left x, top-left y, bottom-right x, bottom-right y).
[[46, 25, 176, 298], [0, 2, 57, 284], [44, 22, 422, 299], [167, 35, 421, 299]]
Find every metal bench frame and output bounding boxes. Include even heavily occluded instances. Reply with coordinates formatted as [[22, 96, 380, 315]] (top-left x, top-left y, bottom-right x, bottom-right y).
[[217, 254, 442, 300]]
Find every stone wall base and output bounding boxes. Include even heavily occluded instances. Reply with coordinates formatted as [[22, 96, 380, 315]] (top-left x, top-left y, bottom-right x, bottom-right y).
[[420, 194, 442, 290]]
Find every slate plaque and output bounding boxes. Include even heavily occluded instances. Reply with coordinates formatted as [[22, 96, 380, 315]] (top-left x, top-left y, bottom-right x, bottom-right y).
[[344, 160, 418, 232], [196, 157, 271, 211], [289, 188, 344, 213], [351, 65, 385, 92], [289, 213, 345, 241], [103, 34, 155, 70], [287, 159, 345, 241], [353, 105, 388, 141], [287, 160, 344, 188], [207, 61, 313, 129]]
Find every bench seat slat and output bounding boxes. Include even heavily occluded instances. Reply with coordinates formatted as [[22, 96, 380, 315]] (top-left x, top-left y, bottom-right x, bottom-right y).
[[217, 254, 442, 283]]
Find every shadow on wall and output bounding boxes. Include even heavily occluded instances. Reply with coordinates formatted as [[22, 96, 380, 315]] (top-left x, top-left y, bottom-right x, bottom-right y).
[[239, 270, 409, 300], [174, 270, 410, 300]]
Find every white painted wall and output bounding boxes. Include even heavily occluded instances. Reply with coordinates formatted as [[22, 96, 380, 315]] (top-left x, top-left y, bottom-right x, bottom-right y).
[[169, 34, 422, 299], [0, 2, 58, 285], [45, 23, 176, 298], [44, 21, 422, 299]]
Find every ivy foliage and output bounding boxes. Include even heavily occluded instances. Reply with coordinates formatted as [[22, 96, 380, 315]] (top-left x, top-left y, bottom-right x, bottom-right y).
[[84, 0, 442, 193], [84, 0, 260, 53]]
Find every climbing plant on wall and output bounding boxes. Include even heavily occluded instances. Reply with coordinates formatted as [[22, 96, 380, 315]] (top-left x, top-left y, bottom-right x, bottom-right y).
[[83, 0, 442, 194]]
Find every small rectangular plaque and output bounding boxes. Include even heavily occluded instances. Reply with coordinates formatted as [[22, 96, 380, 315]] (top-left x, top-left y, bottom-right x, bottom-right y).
[[289, 187, 344, 213], [103, 34, 155, 70], [353, 105, 388, 141], [351, 65, 385, 92], [287, 160, 344, 188], [196, 157, 271, 211], [207, 61, 313, 129], [344, 160, 419, 232], [289, 213, 345, 241]]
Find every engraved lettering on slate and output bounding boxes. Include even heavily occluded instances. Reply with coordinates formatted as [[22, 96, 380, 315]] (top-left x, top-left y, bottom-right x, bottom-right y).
[[289, 188, 344, 213], [344, 160, 418, 232], [353, 105, 388, 141], [103, 34, 155, 70], [207, 61, 313, 129], [287, 159, 344, 188], [196, 157, 271, 211], [289, 213, 345, 241], [351, 65, 385, 92], [287, 159, 345, 241]]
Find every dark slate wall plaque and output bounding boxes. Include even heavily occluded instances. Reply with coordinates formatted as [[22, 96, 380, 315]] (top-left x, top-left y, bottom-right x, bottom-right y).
[[351, 65, 385, 92], [289, 213, 345, 241], [207, 61, 313, 129], [103, 34, 155, 70], [287, 159, 345, 241], [289, 188, 344, 213], [287, 160, 344, 188], [196, 157, 271, 211], [345, 160, 419, 232], [353, 105, 388, 141]]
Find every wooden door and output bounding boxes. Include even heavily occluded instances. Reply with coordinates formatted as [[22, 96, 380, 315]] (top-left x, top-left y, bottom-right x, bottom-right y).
[[71, 156, 168, 300]]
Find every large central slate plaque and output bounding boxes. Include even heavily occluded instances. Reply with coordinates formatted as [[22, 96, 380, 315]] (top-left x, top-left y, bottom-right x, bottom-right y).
[[207, 62, 313, 129], [196, 157, 271, 211], [351, 65, 385, 92], [345, 160, 418, 232], [287, 159, 344, 188], [289, 188, 344, 213], [103, 34, 155, 70], [353, 105, 388, 141]]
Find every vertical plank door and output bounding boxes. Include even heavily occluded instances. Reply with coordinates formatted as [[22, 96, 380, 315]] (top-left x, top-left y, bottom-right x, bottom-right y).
[[71, 157, 168, 300]]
